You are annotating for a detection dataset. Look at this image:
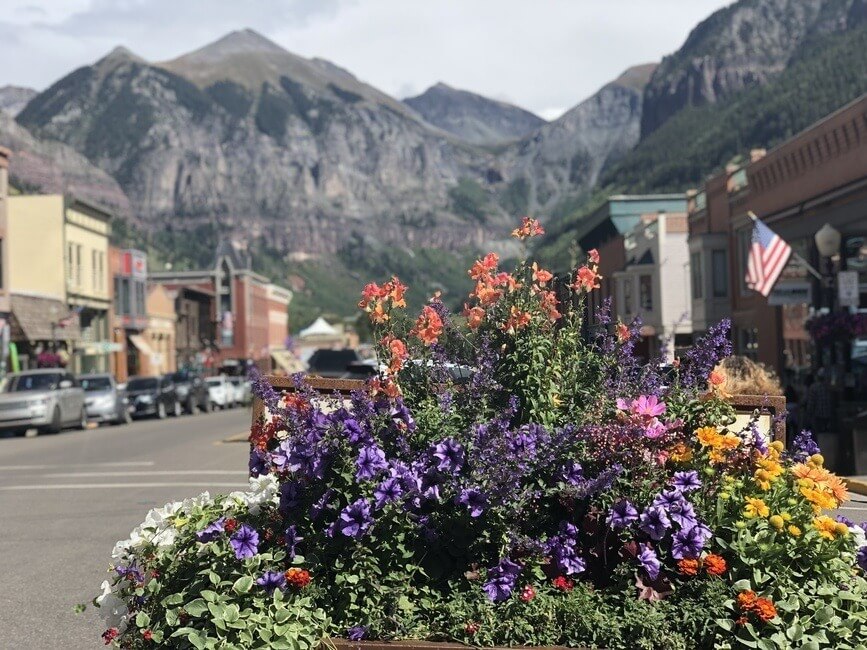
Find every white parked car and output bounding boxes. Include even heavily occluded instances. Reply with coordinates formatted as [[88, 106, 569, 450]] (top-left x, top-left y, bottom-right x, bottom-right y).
[[205, 375, 234, 409], [227, 376, 251, 406]]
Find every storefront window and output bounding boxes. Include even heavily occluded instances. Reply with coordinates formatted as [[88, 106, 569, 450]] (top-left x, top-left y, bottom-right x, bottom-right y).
[[738, 327, 759, 360]]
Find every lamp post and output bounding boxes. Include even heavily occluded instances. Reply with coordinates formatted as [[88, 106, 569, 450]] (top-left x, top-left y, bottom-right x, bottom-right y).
[[813, 223, 846, 392]]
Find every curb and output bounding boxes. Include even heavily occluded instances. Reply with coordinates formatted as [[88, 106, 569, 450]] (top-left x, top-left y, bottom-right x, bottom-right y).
[[845, 477, 867, 497]]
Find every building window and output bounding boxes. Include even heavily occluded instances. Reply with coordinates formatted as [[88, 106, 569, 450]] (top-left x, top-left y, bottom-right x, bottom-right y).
[[691, 252, 703, 300], [622, 277, 633, 316], [737, 228, 753, 295], [91, 250, 97, 290], [712, 249, 728, 298], [75, 244, 82, 287], [66, 243, 74, 285], [639, 275, 653, 311], [738, 327, 759, 360]]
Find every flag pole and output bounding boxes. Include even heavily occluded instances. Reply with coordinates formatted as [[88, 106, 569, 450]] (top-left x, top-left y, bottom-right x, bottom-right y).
[[747, 211, 823, 281]]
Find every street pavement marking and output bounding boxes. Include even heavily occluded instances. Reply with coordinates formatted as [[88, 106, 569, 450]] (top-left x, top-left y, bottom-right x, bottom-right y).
[[42, 470, 248, 478], [838, 505, 867, 511], [0, 482, 248, 490], [0, 461, 155, 471]]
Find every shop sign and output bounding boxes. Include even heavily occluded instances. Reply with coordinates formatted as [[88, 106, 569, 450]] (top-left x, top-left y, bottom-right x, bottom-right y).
[[838, 270, 860, 307], [768, 280, 812, 306]]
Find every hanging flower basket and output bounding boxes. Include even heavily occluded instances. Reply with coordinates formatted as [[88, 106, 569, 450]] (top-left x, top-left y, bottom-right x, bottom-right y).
[[805, 311, 867, 344], [96, 219, 867, 649]]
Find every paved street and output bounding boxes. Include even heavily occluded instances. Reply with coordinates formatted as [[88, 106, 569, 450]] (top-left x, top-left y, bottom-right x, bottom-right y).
[[0, 408, 252, 649]]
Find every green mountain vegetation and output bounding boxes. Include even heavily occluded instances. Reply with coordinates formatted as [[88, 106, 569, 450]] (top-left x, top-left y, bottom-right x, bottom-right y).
[[535, 22, 867, 270]]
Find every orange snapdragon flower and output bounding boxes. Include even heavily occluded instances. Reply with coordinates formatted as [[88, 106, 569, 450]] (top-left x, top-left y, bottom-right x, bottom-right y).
[[463, 304, 485, 329], [531, 262, 553, 285], [538, 290, 561, 322], [492, 271, 522, 293], [381, 335, 408, 374], [472, 279, 502, 307], [470, 253, 499, 280], [511, 216, 545, 240], [358, 276, 407, 321], [572, 265, 601, 292], [369, 377, 401, 398], [588, 249, 600, 264], [502, 306, 532, 334], [411, 305, 444, 346], [616, 322, 630, 342]]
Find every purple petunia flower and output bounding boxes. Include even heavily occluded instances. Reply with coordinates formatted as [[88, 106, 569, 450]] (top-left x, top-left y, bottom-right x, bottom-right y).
[[606, 500, 639, 529], [788, 430, 821, 462], [347, 626, 368, 641], [639, 506, 671, 541], [374, 477, 404, 509], [338, 499, 373, 538], [457, 488, 488, 517], [342, 418, 365, 444], [279, 481, 301, 516], [637, 543, 660, 580], [483, 557, 522, 602], [310, 488, 334, 520], [672, 523, 710, 559], [230, 525, 260, 559], [249, 449, 268, 477], [857, 547, 867, 573], [433, 438, 465, 473], [355, 444, 388, 481], [671, 471, 701, 493], [836, 515, 855, 528], [115, 563, 145, 583], [195, 518, 225, 543], [256, 571, 286, 595], [559, 460, 584, 485], [284, 524, 303, 559]]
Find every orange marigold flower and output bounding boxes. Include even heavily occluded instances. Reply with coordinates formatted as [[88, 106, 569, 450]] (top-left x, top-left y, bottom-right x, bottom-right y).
[[463, 304, 485, 329], [531, 262, 553, 285], [703, 554, 727, 576], [668, 442, 693, 463], [696, 426, 721, 447], [616, 322, 630, 342], [677, 559, 700, 576], [538, 290, 561, 322], [754, 598, 777, 622], [737, 590, 758, 610], [588, 248, 600, 265], [572, 265, 601, 292], [511, 216, 545, 240], [469, 253, 499, 280], [284, 567, 311, 588], [411, 305, 444, 346]]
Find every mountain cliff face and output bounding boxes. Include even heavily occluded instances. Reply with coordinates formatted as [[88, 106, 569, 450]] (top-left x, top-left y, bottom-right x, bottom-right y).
[[404, 83, 545, 146], [0, 86, 37, 117], [17, 31, 507, 255], [0, 111, 130, 214], [640, 0, 867, 136], [499, 64, 656, 214]]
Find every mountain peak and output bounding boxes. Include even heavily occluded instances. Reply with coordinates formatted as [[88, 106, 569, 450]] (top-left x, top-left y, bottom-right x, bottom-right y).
[[100, 45, 145, 65], [195, 29, 287, 59], [611, 63, 658, 91]]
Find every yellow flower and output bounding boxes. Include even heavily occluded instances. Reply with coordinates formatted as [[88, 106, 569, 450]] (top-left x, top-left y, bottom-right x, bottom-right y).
[[809, 453, 825, 467], [769, 515, 784, 530], [770, 440, 784, 453], [744, 497, 770, 519], [834, 522, 850, 536], [669, 443, 693, 463], [788, 524, 802, 537], [696, 427, 721, 447], [781, 512, 792, 522], [551, 394, 562, 408], [813, 515, 839, 540]]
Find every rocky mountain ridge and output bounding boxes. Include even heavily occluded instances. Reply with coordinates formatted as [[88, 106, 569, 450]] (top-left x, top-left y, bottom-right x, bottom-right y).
[[0, 86, 37, 117]]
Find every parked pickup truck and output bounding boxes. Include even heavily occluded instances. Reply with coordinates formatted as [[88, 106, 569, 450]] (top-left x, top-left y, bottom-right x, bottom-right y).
[[0, 369, 87, 436]]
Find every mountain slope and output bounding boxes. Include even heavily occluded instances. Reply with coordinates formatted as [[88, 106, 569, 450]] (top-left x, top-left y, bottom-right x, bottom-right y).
[[499, 64, 657, 216], [0, 86, 37, 117], [17, 31, 506, 256], [404, 83, 545, 146], [641, 0, 867, 136], [0, 111, 130, 214]]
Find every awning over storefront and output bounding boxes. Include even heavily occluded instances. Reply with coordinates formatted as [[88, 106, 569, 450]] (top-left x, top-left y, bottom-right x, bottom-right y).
[[128, 334, 154, 356], [9, 294, 81, 343], [271, 349, 307, 374]]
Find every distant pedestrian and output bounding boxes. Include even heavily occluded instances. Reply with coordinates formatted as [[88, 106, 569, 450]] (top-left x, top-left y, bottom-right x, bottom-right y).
[[805, 370, 833, 433]]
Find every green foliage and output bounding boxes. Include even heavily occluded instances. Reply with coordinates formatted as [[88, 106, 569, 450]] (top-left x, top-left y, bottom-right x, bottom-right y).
[[498, 177, 530, 215], [448, 178, 490, 223], [205, 81, 254, 119]]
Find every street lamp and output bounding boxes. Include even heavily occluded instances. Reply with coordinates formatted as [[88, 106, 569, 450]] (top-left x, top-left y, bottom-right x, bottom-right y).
[[814, 223, 841, 259]]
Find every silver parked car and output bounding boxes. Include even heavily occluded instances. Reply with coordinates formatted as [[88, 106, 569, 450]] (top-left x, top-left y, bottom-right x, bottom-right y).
[[80, 374, 131, 426], [0, 369, 87, 436], [227, 376, 251, 406]]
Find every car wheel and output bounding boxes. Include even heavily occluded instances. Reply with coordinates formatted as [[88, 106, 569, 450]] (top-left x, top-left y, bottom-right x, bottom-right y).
[[203, 398, 213, 414], [77, 408, 88, 430], [173, 401, 182, 417], [43, 406, 62, 434], [157, 402, 167, 419], [185, 397, 197, 415]]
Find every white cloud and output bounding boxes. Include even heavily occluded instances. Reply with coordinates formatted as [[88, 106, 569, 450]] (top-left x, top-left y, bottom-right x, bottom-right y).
[[2, 0, 733, 115]]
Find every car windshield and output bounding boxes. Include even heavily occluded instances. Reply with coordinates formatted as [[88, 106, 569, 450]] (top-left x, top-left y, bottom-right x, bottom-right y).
[[128, 378, 158, 391], [168, 371, 191, 382], [81, 376, 113, 392], [205, 378, 222, 385], [8, 373, 62, 392]]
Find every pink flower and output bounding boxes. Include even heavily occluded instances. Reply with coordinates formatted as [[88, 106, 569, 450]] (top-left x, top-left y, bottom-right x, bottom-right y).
[[644, 419, 667, 439], [631, 395, 666, 418]]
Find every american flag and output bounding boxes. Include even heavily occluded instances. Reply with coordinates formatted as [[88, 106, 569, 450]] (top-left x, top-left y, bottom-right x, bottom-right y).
[[746, 217, 792, 296]]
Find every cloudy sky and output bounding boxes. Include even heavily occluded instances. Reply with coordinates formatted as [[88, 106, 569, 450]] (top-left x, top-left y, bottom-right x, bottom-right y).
[[2, 0, 732, 120]]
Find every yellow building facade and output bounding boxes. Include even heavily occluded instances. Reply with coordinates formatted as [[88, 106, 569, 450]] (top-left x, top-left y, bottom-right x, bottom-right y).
[[142, 284, 177, 376], [6, 195, 113, 373]]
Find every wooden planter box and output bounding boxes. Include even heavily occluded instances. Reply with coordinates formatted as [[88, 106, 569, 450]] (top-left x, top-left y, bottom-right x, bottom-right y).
[[252, 375, 786, 444], [330, 640, 580, 650]]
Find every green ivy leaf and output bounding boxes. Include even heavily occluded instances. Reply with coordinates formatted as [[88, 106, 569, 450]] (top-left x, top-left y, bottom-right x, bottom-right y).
[[233, 576, 254, 594]]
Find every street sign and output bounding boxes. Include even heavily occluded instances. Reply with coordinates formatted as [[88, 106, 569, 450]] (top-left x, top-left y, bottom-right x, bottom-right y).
[[838, 270, 860, 307], [768, 280, 812, 306]]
